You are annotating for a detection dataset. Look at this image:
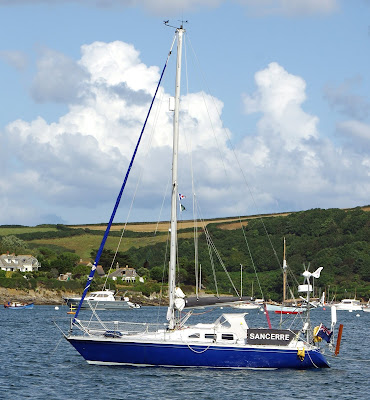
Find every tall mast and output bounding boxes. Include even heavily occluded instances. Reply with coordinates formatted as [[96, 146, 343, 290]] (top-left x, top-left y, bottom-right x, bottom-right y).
[[282, 237, 287, 304], [167, 25, 185, 330]]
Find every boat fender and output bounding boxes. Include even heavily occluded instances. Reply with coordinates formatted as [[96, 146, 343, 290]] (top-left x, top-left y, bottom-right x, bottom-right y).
[[313, 326, 322, 342], [297, 347, 305, 361], [335, 324, 343, 356], [104, 330, 123, 338], [127, 301, 141, 309]]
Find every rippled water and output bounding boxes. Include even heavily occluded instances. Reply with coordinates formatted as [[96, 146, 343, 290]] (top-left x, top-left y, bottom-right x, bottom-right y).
[[0, 305, 369, 400]]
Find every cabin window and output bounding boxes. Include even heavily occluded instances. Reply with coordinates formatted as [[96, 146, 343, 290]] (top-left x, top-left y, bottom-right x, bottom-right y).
[[217, 316, 231, 328], [221, 334, 234, 341], [205, 334, 216, 340], [188, 333, 200, 339]]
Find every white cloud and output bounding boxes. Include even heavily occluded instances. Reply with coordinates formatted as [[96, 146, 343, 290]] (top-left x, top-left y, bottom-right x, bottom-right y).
[[1, 40, 369, 226], [336, 120, 370, 154], [240, 61, 369, 213], [135, 0, 223, 15], [79, 41, 159, 91], [0, 0, 223, 15], [0, 50, 28, 70], [363, 158, 370, 177], [324, 78, 370, 120], [337, 120, 370, 141], [0, 0, 338, 16], [243, 62, 319, 151], [0, 40, 189, 224], [235, 0, 338, 16], [30, 48, 89, 103]]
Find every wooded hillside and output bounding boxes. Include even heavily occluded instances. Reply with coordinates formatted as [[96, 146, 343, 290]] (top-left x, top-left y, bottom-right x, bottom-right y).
[[0, 207, 369, 301]]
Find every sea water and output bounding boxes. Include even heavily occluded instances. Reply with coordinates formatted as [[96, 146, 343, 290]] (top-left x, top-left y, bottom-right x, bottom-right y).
[[0, 305, 369, 400]]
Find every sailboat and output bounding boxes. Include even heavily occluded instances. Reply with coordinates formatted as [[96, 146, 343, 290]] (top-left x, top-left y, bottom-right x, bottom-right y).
[[231, 266, 260, 310], [266, 238, 305, 314], [62, 24, 335, 369]]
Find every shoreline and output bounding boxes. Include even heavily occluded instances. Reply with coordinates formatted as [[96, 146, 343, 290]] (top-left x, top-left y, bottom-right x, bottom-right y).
[[0, 287, 162, 306], [0, 287, 71, 305]]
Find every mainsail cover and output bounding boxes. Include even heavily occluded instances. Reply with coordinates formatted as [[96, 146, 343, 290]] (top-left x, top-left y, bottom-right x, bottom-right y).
[[184, 296, 253, 309]]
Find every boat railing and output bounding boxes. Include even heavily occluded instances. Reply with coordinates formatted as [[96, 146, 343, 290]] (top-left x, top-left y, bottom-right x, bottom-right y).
[[74, 319, 168, 337]]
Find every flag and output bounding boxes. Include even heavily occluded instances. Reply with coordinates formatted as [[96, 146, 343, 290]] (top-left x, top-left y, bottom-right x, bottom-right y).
[[179, 193, 186, 212], [316, 324, 332, 343]]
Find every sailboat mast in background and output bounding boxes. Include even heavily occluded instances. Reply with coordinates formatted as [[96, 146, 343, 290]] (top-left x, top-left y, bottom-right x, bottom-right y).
[[283, 237, 287, 304]]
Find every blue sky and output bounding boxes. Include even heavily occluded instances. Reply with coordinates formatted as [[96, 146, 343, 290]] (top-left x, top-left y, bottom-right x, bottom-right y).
[[0, 0, 369, 226]]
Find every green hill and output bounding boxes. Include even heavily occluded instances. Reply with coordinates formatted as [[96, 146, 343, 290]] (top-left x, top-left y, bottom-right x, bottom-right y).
[[0, 206, 369, 301]]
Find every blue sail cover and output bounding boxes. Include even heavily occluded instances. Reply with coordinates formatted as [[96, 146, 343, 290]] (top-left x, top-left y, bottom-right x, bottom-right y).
[[73, 39, 175, 321]]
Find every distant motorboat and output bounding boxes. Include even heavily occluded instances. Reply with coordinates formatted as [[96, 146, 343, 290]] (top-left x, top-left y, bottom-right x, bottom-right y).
[[335, 299, 362, 311], [362, 304, 370, 313], [4, 301, 34, 309], [265, 303, 305, 315], [63, 289, 141, 310], [231, 301, 260, 310]]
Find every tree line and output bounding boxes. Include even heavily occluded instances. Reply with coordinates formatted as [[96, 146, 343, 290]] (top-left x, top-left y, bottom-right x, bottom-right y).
[[0, 207, 369, 300]]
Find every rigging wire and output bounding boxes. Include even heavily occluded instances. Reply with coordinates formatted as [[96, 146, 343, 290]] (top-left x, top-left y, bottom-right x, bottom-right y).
[[72, 32, 178, 323], [178, 34, 237, 298], [154, 174, 171, 236], [100, 75, 169, 290], [155, 228, 171, 325], [182, 34, 200, 298], [194, 199, 241, 297], [180, 34, 258, 299], [240, 224, 264, 300], [185, 33, 293, 298]]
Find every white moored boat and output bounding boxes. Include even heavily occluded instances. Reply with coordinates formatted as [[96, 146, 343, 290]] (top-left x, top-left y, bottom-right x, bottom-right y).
[[64, 289, 140, 310], [335, 299, 362, 312], [231, 301, 260, 310], [265, 303, 305, 314]]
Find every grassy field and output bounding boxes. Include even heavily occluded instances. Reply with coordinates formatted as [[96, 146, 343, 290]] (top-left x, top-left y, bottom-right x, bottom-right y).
[[2, 206, 368, 260], [29, 231, 195, 259], [68, 217, 250, 232], [0, 227, 58, 236], [68, 214, 285, 233]]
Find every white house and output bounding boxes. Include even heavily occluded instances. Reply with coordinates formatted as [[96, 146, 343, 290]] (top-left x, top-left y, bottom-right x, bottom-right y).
[[0, 254, 41, 272], [108, 265, 142, 283]]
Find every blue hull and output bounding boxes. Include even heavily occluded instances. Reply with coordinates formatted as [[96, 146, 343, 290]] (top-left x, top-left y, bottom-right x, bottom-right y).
[[67, 338, 330, 369], [4, 303, 34, 309]]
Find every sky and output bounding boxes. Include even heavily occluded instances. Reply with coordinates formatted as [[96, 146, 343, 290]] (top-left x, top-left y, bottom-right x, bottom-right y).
[[0, 0, 369, 226]]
